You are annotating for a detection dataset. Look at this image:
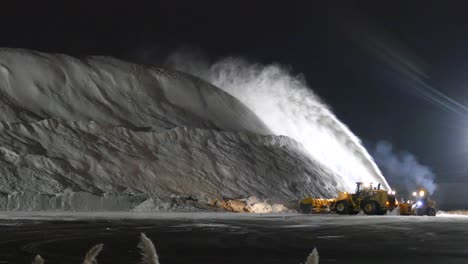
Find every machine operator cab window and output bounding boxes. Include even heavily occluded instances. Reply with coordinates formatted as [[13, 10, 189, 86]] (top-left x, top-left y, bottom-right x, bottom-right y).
[[356, 182, 381, 196], [355, 182, 370, 196], [355, 182, 363, 194]]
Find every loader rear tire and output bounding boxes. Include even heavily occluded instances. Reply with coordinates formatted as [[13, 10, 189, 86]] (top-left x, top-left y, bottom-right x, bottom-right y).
[[363, 201, 377, 215], [426, 207, 436, 216], [335, 200, 350, 215]]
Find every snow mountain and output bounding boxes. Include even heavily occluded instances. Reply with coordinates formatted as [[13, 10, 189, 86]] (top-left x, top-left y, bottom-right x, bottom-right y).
[[0, 49, 348, 211]]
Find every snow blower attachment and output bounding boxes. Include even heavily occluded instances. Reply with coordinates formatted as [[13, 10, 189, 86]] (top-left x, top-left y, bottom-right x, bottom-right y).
[[300, 182, 398, 215], [398, 189, 436, 216]]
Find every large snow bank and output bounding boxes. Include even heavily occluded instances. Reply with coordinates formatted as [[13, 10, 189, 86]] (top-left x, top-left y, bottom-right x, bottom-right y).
[[0, 119, 344, 197], [0, 49, 349, 211], [0, 49, 270, 135]]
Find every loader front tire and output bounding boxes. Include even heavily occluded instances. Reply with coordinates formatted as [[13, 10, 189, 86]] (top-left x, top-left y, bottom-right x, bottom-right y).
[[426, 207, 436, 216], [363, 201, 377, 215], [335, 200, 350, 215]]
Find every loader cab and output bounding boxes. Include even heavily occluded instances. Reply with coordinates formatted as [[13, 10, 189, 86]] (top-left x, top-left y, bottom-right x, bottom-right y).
[[355, 182, 363, 194], [355, 182, 379, 197], [410, 189, 436, 216], [355, 182, 370, 194], [355, 182, 369, 197]]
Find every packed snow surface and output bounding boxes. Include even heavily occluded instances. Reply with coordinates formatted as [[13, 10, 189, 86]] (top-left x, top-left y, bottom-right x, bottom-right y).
[[0, 49, 354, 211], [2, 212, 468, 264]]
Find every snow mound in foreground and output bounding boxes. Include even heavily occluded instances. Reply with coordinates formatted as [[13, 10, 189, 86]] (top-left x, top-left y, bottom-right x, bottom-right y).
[[437, 210, 468, 217]]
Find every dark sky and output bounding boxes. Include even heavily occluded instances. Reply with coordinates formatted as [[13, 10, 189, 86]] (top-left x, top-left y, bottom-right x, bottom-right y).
[[2, 1, 468, 184]]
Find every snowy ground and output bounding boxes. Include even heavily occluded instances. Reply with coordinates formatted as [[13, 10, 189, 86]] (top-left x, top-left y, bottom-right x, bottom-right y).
[[1, 212, 467, 263]]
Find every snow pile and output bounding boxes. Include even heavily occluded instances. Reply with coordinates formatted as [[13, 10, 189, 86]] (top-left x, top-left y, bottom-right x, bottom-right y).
[[0, 120, 344, 211], [0, 49, 350, 211], [245, 196, 289, 213], [247, 202, 273, 214], [211, 196, 291, 213], [0, 49, 270, 135], [245, 196, 273, 213]]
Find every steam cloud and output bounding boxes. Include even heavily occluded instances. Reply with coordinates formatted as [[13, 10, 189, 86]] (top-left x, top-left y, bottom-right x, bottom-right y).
[[371, 141, 436, 195], [164, 51, 390, 191]]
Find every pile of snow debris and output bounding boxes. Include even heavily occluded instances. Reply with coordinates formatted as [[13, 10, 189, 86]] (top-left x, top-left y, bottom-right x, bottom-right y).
[[211, 196, 292, 213], [437, 210, 468, 217], [31, 233, 320, 264]]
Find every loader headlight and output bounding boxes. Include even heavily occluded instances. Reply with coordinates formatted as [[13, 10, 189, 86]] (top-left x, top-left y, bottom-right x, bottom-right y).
[[412, 192, 417, 197], [416, 201, 423, 207], [391, 191, 396, 195], [419, 190, 425, 197]]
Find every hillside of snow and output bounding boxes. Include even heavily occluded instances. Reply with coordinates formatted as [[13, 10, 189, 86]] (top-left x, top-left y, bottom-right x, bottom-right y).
[[0, 120, 345, 210], [0, 49, 348, 211], [0, 49, 270, 135]]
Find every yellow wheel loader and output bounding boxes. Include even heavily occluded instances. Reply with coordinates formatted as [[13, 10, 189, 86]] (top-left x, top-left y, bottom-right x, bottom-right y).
[[300, 182, 398, 215], [399, 190, 436, 216]]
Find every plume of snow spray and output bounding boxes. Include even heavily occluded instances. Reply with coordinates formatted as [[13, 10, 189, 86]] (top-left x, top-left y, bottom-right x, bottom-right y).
[[371, 141, 437, 195], [166, 52, 390, 191]]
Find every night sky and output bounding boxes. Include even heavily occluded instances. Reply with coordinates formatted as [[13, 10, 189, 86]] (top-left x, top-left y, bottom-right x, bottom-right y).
[[2, 1, 468, 186]]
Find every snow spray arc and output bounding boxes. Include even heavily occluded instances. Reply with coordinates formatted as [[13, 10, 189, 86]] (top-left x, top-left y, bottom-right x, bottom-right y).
[[166, 54, 390, 192]]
